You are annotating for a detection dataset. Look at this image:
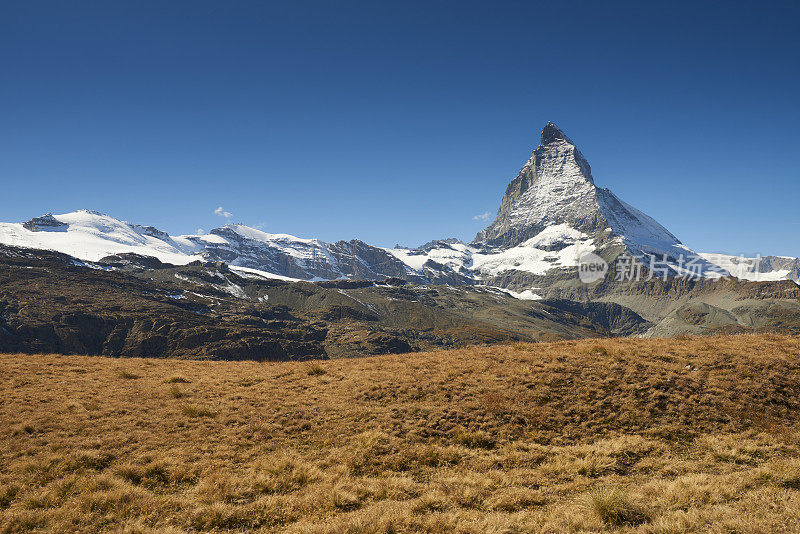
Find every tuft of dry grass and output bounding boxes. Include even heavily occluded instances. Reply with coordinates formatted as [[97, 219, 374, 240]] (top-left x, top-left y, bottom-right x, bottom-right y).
[[164, 375, 190, 384], [117, 369, 140, 380], [1, 334, 800, 532], [585, 487, 649, 526], [305, 362, 327, 376], [180, 404, 216, 418]]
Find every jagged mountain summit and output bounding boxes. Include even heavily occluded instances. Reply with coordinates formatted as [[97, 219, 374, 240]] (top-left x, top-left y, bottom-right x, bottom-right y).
[[391, 123, 743, 289], [476, 122, 605, 247], [0, 123, 796, 289], [474, 122, 691, 258]]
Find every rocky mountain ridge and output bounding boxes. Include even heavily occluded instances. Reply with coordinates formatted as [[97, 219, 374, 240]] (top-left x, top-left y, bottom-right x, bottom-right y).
[[0, 243, 641, 360], [0, 123, 796, 293], [1, 122, 798, 358]]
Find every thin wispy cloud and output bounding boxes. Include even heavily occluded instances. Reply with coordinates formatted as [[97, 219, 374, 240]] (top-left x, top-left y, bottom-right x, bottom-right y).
[[214, 206, 233, 218], [473, 211, 490, 221], [196, 228, 205, 235]]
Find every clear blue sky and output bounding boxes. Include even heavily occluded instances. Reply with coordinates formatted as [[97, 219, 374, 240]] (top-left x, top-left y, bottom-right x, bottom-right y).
[[2, 1, 798, 256]]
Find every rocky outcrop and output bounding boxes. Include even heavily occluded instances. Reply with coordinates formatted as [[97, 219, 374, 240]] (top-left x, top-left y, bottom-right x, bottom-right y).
[[327, 239, 412, 280], [0, 246, 328, 361], [23, 213, 68, 232], [0, 244, 622, 360], [98, 253, 171, 270], [760, 256, 800, 283], [541, 299, 652, 336], [201, 227, 416, 282], [470, 122, 720, 279]]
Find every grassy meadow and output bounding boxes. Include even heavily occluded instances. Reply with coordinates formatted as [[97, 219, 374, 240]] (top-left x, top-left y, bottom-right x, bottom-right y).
[[2, 334, 800, 532]]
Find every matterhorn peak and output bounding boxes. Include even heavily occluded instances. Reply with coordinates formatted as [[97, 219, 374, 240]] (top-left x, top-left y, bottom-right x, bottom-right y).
[[473, 121, 699, 268], [474, 122, 600, 247], [540, 121, 572, 146]]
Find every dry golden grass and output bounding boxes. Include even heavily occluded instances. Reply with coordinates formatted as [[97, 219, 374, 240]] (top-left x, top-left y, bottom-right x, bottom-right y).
[[1, 334, 800, 532]]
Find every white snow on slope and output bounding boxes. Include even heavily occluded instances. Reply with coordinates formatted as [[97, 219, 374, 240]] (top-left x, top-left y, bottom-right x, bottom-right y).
[[1, 210, 790, 286], [229, 225, 317, 246], [506, 139, 600, 232], [499, 288, 543, 300], [0, 210, 202, 264], [0, 211, 332, 278], [524, 223, 587, 248], [472, 231, 596, 277], [389, 242, 472, 272], [699, 253, 793, 282], [0, 210, 366, 282], [389, 224, 596, 278], [228, 265, 305, 282], [596, 190, 688, 257]]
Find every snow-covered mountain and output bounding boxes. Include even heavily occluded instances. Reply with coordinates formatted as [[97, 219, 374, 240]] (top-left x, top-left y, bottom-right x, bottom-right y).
[[1, 123, 796, 287], [0, 210, 416, 282], [0, 210, 201, 265], [467, 122, 727, 280], [395, 123, 796, 286], [699, 253, 800, 283], [474, 123, 679, 252]]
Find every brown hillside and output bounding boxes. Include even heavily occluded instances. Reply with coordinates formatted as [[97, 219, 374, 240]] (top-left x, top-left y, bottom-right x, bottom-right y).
[[2, 335, 800, 532]]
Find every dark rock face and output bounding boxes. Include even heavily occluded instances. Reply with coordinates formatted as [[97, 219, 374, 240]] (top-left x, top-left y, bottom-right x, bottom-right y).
[[316, 280, 375, 289], [0, 246, 328, 361], [417, 238, 465, 252], [541, 299, 652, 336], [540, 121, 572, 145], [421, 260, 476, 286], [22, 213, 68, 232], [98, 253, 170, 270], [327, 239, 411, 280], [132, 225, 171, 241], [0, 244, 626, 360], [200, 228, 415, 282]]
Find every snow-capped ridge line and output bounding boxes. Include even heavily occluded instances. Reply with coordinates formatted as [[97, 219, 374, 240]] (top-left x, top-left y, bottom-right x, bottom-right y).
[[1, 122, 796, 285]]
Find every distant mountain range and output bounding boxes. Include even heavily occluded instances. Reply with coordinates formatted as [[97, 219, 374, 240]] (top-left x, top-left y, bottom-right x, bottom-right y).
[[1, 123, 797, 290], [1, 123, 798, 359]]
